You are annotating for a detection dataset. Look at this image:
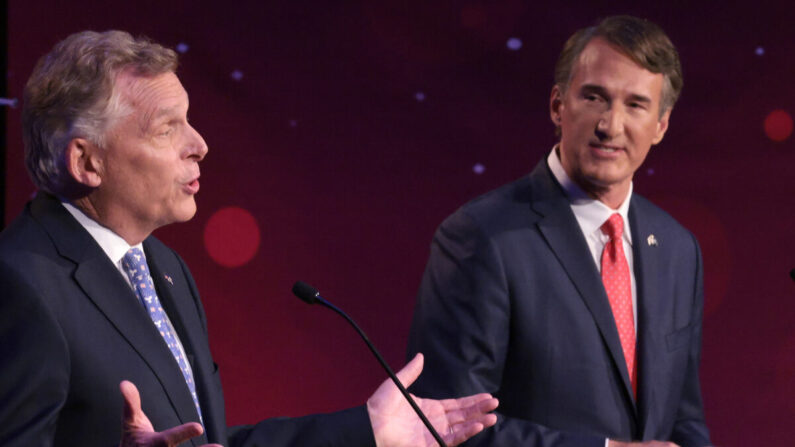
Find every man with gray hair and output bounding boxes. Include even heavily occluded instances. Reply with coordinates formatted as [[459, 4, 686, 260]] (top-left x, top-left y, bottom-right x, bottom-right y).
[[0, 30, 498, 446], [408, 16, 712, 447]]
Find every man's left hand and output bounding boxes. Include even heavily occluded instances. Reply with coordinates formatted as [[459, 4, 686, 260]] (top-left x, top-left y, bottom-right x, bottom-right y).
[[119, 380, 222, 447], [367, 353, 498, 447]]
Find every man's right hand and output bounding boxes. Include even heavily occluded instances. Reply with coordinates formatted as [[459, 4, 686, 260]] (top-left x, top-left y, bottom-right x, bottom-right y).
[[119, 380, 223, 447]]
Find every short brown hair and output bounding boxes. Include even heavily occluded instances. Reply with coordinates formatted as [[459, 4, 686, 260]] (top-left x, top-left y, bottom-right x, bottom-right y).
[[554, 15, 683, 117], [22, 30, 178, 195]]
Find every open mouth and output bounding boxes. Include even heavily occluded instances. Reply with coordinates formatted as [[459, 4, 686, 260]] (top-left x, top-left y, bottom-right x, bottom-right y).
[[184, 178, 200, 194]]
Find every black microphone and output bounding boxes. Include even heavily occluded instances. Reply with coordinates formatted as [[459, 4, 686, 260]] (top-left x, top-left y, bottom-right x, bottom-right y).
[[291, 281, 447, 446], [790, 269, 795, 282]]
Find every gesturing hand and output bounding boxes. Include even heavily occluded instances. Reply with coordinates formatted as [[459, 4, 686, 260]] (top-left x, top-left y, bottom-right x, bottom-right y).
[[367, 353, 499, 447], [119, 380, 222, 447]]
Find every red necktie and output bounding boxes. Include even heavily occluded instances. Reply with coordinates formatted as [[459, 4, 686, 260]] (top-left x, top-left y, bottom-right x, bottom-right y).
[[600, 213, 637, 397]]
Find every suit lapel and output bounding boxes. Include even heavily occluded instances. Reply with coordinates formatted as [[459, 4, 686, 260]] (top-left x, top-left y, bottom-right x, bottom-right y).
[[529, 163, 638, 412], [629, 199, 663, 439], [31, 194, 205, 443]]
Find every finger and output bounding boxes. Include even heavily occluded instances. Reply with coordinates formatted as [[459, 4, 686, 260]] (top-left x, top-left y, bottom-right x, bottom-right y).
[[437, 395, 498, 418], [475, 397, 499, 413], [444, 421, 486, 447], [445, 409, 498, 428], [119, 380, 142, 422], [395, 353, 424, 388], [159, 421, 204, 445], [440, 398, 499, 426], [439, 393, 497, 411]]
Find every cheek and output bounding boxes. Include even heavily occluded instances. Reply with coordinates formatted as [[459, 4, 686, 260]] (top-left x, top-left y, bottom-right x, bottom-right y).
[[637, 118, 663, 140], [568, 108, 599, 131]]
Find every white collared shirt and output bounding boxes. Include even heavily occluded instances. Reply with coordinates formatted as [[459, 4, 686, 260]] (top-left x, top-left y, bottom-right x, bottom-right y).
[[546, 148, 638, 329]]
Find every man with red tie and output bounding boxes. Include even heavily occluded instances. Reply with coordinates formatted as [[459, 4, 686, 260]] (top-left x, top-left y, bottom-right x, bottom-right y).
[[407, 16, 712, 447]]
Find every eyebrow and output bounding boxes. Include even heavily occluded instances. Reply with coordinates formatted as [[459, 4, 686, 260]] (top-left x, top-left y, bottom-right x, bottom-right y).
[[580, 84, 653, 104], [152, 105, 182, 122], [139, 105, 182, 133]]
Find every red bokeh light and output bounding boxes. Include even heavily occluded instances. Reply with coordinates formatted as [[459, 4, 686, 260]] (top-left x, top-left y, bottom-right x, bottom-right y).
[[764, 109, 793, 142], [203, 207, 261, 268]]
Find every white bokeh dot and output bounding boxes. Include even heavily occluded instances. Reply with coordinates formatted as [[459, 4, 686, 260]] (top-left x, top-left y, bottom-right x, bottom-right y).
[[473, 163, 485, 174], [176, 43, 189, 54]]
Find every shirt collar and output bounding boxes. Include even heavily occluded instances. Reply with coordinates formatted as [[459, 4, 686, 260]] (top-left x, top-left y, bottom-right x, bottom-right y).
[[61, 201, 144, 264], [547, 145, 633, 245]]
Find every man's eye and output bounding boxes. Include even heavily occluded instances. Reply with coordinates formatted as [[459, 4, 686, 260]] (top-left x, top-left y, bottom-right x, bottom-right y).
[[584, 94, 603, 102]]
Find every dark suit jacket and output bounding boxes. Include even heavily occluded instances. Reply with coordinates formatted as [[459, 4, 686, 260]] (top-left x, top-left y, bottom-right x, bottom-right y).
[[407, 160, 711, 446], [0, 193, 374, 446]]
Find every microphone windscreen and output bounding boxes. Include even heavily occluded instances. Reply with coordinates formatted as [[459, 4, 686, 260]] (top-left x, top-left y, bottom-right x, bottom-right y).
[[292, 281, 319, 304]]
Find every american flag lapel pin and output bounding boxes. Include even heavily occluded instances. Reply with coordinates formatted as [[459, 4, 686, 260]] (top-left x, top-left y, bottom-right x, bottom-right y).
[[647, 234, 658, 247], [164, 274, 173, 285]]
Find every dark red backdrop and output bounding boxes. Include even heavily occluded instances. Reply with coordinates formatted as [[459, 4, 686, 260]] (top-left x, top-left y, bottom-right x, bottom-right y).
[[5, 2, 794, 445]]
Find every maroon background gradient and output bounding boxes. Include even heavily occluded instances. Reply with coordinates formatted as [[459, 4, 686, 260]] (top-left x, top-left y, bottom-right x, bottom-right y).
[[5, 2, 794, 445]]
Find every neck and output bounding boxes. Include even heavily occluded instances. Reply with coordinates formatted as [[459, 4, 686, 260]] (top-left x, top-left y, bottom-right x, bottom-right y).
[[591, 186, 629, 210], [71, 196, 151, 245], [571, 175, 630, 210]]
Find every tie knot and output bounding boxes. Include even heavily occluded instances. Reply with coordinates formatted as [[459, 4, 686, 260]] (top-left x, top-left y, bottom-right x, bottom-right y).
[[601, 213, 624, 240], [122, 247, 147, 272]]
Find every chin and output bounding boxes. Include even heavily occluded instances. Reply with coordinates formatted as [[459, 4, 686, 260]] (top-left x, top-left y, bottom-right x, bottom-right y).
[[585, 165, 628, 183], [173, 200, 198, 223]]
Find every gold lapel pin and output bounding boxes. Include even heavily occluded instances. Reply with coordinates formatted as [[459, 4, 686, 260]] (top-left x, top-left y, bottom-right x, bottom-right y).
[[647, 234, 658, 247]]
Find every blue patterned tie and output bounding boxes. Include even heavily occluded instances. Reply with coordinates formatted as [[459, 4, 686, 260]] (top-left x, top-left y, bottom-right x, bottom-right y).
[[122, 248, 203, 424]]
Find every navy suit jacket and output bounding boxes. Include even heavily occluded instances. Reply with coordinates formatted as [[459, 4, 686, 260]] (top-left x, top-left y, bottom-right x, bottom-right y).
[[407, 160, 711, 446], [0, 193, 374, 446]]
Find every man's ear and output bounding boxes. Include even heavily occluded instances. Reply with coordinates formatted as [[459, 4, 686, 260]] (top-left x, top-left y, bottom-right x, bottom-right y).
[[550, 85, 564, 126], [65, 138, 103, 188], [652, 108, 672, 145]]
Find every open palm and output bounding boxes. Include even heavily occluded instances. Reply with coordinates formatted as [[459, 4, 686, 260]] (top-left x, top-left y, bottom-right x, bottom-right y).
[[367, 354, 498, 447]]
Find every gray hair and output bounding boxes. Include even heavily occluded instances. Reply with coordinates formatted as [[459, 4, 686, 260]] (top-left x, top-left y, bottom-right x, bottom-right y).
[[22, 30, 178, 195]]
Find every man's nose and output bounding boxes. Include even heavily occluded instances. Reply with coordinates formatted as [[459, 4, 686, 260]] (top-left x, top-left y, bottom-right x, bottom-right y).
[[595, 106, 624, 139], [184, 124, 208, 161]]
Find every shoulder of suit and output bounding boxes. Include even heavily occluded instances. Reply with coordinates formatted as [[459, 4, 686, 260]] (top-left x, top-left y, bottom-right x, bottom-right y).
[[0, 204, 56, 257], [441, 174, 538, 236]]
